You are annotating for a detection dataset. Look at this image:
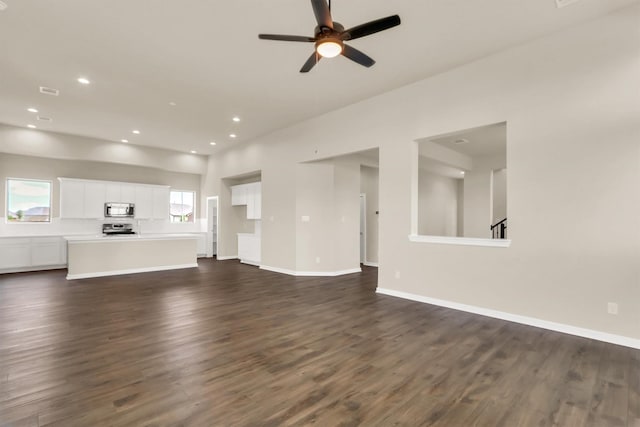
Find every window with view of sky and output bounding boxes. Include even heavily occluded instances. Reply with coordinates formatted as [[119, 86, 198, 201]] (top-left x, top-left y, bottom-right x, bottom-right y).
[[7, 179, 51, 223], [170, 190, 194, 223]]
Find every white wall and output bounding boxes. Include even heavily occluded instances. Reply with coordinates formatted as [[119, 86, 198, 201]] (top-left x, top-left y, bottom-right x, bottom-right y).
[[418, 170, 459, 237], [0, 124, 207, 175], [463, 153, 506, 238], [295, 163, 335, 272], [492, 168, 507, 225], [332, 159, 360, 272], [463, 169, 492, 238], [202, 5, 640, 341], [293, 159, 360, 273]]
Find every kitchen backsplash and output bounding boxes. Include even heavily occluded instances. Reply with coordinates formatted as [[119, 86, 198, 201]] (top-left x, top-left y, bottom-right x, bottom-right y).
[[0, 217, 206, 236]]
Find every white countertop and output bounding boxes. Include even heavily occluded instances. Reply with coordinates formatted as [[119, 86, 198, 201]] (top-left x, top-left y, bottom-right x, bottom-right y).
[[65, 233, 201, 242]]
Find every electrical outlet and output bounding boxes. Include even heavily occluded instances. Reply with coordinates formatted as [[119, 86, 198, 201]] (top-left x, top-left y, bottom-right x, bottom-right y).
[[395, 271, 400, 279], [316, 257, 320, 264], [607, 302, 618, 315]]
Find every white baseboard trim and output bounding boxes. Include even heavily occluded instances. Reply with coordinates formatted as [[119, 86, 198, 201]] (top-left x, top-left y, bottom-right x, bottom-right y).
[[296, 268, 362, 277], [260, 265, 362, 277], [240, 259, 260, 267], [66, 263, 199, 280], [216, 255, 238, 261], [363, 262, 379, 267], [1, 264, 67, 275], [376, 287, 640, 350], [260, 265, 297, 276]]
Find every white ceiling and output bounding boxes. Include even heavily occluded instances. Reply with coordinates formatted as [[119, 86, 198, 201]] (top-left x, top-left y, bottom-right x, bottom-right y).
[[0, 0, 636, 155], [429, 122, 506, 158]]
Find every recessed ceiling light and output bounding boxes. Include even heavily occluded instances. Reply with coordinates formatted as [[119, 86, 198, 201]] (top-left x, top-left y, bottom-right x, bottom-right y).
[[232, 116, 241, 122], [132, 130, 140, 134], [77, 77, 91, 85], [209, 142, 217, 146], [168, 102, 177, 106], [229, 134, 237, 138], [190, 150, 197, 154], [460, 171, 465, 175], [27, 124, 36, 129], [121, 139, 129, 143], [27, 107, 38, 113]]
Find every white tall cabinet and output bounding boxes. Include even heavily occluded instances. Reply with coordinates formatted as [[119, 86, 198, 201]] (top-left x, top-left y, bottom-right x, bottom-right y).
[[231, 181, 262, 265]]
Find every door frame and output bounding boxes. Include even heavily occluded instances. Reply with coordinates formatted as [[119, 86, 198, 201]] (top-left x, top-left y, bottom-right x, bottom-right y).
[[206, 196, 219, 258], [360, 193, 367, 264]]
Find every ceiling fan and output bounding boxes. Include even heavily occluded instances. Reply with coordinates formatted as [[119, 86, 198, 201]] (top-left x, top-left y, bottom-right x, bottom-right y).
[[258, 0, 401, 73]]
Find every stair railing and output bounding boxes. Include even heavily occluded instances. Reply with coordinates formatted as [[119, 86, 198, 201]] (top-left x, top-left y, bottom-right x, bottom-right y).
[[490, 218, 507, 239]]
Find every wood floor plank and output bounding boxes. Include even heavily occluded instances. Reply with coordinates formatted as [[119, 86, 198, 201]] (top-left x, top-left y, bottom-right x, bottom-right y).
[[0, 260, 639, 426]]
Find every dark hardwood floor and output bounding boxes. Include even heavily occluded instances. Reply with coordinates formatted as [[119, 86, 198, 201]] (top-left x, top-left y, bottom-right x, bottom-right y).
[[0, 260, 638, 426]]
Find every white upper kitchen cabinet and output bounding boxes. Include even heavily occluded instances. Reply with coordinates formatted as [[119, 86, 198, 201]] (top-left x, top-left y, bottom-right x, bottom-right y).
[[59, 179, 86, 219], [135, 185, 169, 220], [231, 182, 262, 219], [60, 178, 169, 221], [105, 183, 121, 202], [246, 182, 262, 220], [60, 178, 105, 219], [152, 187, 170, 220], [231, 184, 248, 206], [134, 185, 153, 219], [106, 183, 136, 203], [83, 181, 106, 219]]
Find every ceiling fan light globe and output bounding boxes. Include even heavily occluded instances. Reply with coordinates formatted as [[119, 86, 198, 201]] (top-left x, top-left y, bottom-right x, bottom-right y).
[[316, 40, 343, 58]]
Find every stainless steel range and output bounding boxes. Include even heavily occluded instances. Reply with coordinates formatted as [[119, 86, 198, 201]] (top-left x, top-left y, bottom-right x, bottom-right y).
[[102, 223, 136, 235]]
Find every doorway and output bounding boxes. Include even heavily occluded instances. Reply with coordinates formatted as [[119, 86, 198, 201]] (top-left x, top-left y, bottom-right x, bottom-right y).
[[206, 196, 218, 258]]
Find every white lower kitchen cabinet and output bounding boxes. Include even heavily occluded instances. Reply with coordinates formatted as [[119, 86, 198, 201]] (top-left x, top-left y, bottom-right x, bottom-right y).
[[31, 237, 66, 266], [0, 237, 66, 273], [237, 233, 260, 266], [0, 238, 31, 270], [196, 233, 207, 257]]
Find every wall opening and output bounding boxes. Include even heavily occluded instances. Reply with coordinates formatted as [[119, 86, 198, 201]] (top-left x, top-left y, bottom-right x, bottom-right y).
[[412, 122, 509, 247]]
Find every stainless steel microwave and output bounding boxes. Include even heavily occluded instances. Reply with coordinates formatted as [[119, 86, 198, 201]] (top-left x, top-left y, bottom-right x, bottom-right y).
[[104, 202, 135, 218]]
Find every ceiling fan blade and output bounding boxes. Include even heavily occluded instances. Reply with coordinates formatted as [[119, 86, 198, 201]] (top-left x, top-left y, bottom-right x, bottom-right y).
[[311, 0, 333, 29], [258, 34, 315, 42], [341, 44, 375, 68], [300, 51, 321, 73], [341, 15, 401, 41]]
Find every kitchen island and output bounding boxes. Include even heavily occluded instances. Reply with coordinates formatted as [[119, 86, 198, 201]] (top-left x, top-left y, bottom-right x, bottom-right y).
[[65, 234, 199, 280]]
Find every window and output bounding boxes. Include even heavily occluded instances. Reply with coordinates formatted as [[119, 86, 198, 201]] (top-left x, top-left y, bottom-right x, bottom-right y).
[[6, 178, 52, 223], [170, 190, 195, 223]]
